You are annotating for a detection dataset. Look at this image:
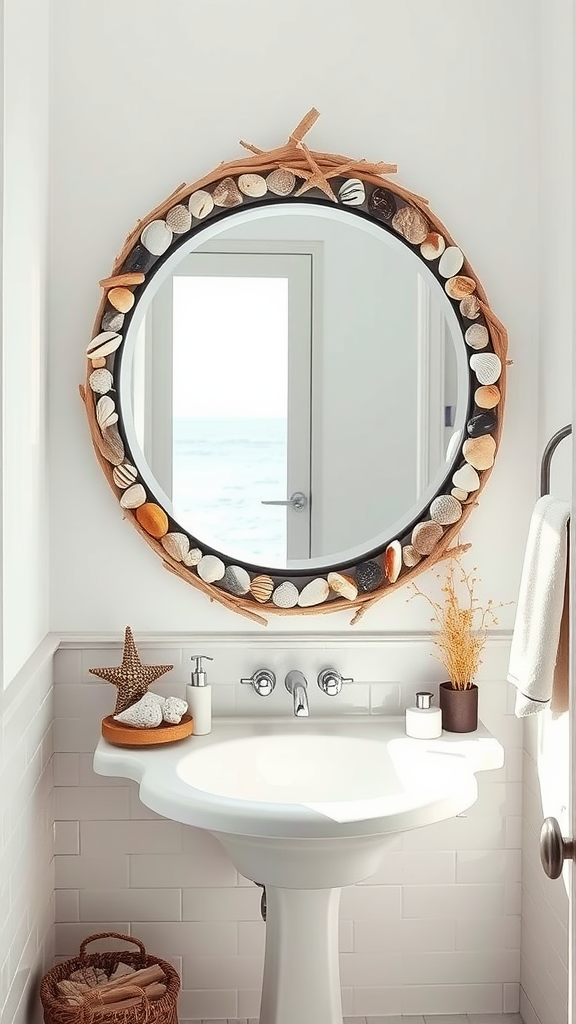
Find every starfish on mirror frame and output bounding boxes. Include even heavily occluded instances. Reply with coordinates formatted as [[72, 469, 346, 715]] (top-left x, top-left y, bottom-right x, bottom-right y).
[[281, 146, 357, 201], [89, 625, 174, 714]]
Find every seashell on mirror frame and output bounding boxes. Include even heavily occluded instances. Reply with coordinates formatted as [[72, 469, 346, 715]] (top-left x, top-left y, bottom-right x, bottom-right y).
[[79, 109, 508, 626]]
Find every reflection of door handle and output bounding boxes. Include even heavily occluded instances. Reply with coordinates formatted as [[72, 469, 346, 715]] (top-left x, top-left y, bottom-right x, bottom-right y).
[[261, 491, 308, 512]]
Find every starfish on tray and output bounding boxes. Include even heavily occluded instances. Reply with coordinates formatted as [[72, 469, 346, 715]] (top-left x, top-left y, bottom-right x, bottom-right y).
[[90, 626, 174, 714], [282, 145, 357, 202]]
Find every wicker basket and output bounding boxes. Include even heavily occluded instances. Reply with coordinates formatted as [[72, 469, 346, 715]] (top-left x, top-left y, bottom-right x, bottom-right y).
[[40, 932, 180, 1024]]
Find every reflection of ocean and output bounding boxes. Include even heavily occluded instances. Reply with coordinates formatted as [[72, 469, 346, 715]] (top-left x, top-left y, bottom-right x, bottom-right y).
[[172, 417, 287, 566]]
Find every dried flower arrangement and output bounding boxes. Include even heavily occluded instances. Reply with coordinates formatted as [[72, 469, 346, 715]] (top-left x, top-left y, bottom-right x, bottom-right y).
[[408, 555, 505, 690]]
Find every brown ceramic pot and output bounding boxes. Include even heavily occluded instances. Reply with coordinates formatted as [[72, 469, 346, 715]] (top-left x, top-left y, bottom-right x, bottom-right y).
[[439, 682, 478, 733]]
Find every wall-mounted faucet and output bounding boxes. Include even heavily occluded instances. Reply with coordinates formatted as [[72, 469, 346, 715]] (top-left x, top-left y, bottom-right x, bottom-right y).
[[240, 667, 352, 714], [285, 670, 309, 717]]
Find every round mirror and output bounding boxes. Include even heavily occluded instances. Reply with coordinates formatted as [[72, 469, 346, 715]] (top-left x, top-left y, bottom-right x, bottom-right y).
[[82, 113, 507, 622], [119, 204, 468, 573]]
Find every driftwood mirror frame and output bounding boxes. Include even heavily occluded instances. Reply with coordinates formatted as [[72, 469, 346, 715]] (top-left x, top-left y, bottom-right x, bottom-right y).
[[80, 110, 508, 625]]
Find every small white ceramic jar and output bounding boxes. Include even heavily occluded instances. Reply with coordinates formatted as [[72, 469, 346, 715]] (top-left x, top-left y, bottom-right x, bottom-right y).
[[405, 691, 442, 739]]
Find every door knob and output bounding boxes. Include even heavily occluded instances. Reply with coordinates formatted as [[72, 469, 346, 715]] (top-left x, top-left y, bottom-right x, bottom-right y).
[[539, 816, 574, 879], [261, 491, 308, 512]]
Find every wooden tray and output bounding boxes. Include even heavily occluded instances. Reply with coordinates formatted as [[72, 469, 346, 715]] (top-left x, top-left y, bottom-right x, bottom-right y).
[[101, 713, 194, 747]]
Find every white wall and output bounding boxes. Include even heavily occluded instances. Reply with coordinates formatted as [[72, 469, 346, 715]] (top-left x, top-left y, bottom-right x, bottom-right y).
[[0, 0, 54, 1017], [1, 0, 50, 684], [49, 0, 539, 635], [519, 2, 574, 1023], [0, 641, 55, 1024], [54, 635, 522, 1020]]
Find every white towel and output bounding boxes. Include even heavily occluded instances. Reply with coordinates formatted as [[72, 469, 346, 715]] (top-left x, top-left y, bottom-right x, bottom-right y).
[[508, 495, 570, 716]]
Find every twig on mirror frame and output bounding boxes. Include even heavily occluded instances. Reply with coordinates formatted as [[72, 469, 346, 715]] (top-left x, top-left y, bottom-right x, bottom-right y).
[[162, 560, 269, 627]]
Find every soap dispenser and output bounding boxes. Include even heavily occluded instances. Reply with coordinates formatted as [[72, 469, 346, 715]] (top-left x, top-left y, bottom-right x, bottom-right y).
[[187, 655, 214, 735], [405, 691, 442, 739]]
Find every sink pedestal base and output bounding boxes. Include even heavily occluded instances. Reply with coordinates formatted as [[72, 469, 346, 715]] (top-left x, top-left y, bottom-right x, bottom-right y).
[[213, 831, 394, 1024], [260, 886, 342, 1024]]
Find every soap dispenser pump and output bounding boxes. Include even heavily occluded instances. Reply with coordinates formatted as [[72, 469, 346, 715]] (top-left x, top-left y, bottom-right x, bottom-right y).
[[405, 691, 442, 739], [187, 655, 214, 735]]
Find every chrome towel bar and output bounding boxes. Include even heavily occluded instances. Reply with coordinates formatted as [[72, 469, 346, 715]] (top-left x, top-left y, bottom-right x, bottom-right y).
[[540, 424, 572, 497]]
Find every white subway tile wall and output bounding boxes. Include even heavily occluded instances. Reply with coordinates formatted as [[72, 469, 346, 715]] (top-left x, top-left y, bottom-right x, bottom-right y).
[[0, 648, 55, 1024], [52, 637, 523, 1020]]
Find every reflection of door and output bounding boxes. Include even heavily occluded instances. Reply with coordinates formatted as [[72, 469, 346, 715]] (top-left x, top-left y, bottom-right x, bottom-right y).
[[416, 277, 459, 493], [136, 250, 313, 566], [132, 228, 460, 571]]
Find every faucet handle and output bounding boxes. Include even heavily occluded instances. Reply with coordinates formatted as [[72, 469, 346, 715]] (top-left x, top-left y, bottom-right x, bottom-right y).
[[317, 668, 353, 696], [241, 669, 276, 697]]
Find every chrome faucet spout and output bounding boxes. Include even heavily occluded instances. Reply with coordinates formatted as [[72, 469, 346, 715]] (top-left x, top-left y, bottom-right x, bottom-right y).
[[285, 670, 309, 717]]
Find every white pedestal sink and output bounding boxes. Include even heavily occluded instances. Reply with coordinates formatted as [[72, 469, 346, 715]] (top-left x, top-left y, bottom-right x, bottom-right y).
[[94, 716, 503, 1024]]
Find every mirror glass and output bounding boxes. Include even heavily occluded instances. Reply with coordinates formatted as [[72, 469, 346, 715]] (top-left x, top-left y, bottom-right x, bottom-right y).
[[119, 204, 468, 573]]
